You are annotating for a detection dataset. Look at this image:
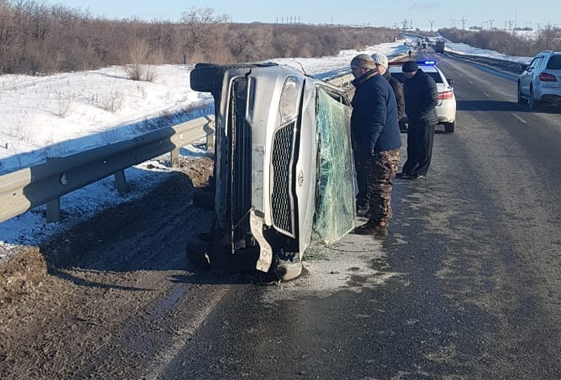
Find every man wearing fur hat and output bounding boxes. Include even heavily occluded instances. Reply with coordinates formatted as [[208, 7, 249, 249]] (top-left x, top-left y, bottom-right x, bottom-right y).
[[350, 53, 402, 235]]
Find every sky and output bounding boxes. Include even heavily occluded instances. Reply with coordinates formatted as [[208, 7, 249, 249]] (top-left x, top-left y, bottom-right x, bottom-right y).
[[37, 0, 560, 30], [0, 37, 533, 264]]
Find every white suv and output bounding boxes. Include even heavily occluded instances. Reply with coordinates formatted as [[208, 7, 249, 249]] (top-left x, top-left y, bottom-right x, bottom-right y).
[[389, 60, 457, 133], [518, 50, 561, 110]]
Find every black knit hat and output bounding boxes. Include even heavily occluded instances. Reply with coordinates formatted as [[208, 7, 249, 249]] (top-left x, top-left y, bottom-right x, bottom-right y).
[[402, 61, 419, 72]]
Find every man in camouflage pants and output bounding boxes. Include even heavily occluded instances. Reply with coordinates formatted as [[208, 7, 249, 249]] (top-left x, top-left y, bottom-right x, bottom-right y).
[[363, 150, 400, 231], [350, 54, 402, 235]]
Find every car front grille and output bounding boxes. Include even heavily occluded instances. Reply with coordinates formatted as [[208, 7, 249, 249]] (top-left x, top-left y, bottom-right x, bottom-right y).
[[271, 123, 296, 237]]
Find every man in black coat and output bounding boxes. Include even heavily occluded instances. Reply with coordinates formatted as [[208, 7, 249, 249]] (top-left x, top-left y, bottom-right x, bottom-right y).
[[397, 60, 439, 180], [349, 54, 402, 235]]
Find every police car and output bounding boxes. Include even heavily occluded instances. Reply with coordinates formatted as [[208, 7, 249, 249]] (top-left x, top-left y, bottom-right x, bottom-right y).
[[389, 60, 457, 133]]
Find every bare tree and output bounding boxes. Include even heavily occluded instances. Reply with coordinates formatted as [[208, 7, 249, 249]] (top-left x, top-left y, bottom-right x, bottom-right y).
[[0, 1, 402, 74], [179, 6, 228, 63]]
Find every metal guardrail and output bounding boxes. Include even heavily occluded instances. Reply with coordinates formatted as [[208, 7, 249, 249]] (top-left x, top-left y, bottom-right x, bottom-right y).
[[0, 116, 215, 224], [444, 51, 529, 75]]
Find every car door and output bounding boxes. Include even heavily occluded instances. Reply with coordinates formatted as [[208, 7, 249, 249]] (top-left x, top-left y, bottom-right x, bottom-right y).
[[520, 57, 541, 95]]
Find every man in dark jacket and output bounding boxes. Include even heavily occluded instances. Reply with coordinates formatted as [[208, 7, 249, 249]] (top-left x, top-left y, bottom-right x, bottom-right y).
[[397, 60, 438, 180], [349, 54, 402, 235], [354, 52, 404, 217]]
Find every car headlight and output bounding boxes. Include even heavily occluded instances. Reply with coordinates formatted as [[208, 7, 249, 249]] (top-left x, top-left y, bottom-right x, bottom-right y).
[[279, 76, 302, 124]]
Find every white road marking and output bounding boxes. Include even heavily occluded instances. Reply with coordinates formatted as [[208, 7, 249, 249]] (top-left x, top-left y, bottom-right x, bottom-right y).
[[483, 93, 490, 97], [513, 114, 527, 123]]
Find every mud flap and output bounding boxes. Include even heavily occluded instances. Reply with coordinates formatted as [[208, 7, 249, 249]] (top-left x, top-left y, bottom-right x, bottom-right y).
[[250, 208, 273, 272]]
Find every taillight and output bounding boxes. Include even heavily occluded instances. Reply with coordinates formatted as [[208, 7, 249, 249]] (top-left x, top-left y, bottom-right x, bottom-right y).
[[438, 90, 454, 100], [539, 73, 557, 82]]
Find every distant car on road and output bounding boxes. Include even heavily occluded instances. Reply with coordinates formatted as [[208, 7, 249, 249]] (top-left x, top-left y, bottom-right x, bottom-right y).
[[518, 50, 561, 110], [435, 40, 445, 53], [389, 60, 457, 133]]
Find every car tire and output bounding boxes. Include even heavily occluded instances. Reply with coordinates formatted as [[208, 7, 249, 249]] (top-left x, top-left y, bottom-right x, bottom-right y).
[[190, 63, 256, 93], [517, 83, 526, 104], [186, 234, 212, 269], [528, 87, 540, 111], [444, 121, 455, 133]]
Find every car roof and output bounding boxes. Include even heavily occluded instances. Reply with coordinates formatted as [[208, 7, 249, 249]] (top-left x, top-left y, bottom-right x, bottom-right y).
[[388, 63, 440, 73]]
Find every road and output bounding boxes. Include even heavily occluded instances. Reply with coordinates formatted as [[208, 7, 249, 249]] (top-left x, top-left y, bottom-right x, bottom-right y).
[[2, 54, 561, 380]]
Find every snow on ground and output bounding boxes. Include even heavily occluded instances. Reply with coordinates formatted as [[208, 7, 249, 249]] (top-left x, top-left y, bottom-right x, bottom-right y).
[[0, 65, 213, 175], [445, 42, 532, 64], [0, 39, 533, 262]]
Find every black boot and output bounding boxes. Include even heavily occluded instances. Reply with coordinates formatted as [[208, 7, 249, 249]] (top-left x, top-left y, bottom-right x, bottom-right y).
[[354, 220, 388, 236]]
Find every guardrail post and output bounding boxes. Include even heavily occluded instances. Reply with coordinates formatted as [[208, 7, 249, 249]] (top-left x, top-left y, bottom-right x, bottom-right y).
[[206, 132, 214, 153], [114, 170, 129, 196], [170, 148, 180, 168], [46, 198, 61, 222]]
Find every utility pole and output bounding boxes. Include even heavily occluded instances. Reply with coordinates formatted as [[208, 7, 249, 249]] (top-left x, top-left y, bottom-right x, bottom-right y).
[[429, 20, 435, 31], [489, 19, 494, 29], [461, 17, 467, 29], [514, 4, 518, 31]]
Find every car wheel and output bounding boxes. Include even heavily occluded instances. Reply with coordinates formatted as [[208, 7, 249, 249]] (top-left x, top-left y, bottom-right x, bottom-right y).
[[186, 234, 211, 269], [444, 121, 455, 133], [190, 63, 256, 93], [528, 87, 540, 111], [517, 83, 526, 104]]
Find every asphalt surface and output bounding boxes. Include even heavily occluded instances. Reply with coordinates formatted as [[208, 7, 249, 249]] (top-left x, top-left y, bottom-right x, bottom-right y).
[[154, 54, 561, 379], [3, 51, 561, 380]]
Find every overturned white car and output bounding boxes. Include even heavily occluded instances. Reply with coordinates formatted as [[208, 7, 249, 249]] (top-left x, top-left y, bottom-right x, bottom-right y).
[[187, 63, 356, 280]]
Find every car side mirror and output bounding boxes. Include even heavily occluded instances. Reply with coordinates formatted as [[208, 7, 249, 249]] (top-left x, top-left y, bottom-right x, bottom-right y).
[[447, 78, 455, 86], [520, 64, 528, 73]]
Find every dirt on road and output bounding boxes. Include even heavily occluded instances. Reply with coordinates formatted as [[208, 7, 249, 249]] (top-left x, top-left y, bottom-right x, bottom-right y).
[[0, 156, 220, 380]]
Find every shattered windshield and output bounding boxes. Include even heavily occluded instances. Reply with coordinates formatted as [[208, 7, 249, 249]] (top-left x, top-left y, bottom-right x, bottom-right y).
[[313, 87, 355, 244]]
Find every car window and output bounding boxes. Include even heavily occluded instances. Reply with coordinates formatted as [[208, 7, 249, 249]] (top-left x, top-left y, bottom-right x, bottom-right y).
[[314, 88, 355, 242], [530, 57, 542, 70], [546, 55, 561, 70], [428, 72, 443, 83]]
